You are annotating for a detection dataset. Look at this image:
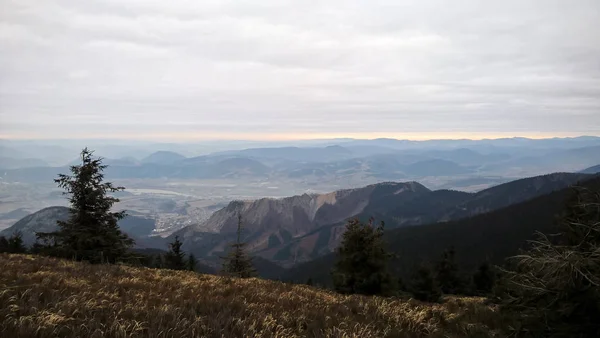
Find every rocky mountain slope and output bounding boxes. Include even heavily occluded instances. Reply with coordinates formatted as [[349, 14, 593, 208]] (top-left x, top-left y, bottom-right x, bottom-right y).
[[268, 172, 592, 264], [177, 172, 592, 265], [178, 181, 429, 261]]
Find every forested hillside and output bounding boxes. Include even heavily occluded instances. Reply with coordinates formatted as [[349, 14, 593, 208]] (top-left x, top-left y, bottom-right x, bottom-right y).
[[283, 175, 600, 286]]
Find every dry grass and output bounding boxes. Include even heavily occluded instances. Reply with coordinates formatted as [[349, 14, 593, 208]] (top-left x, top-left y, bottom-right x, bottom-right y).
[[1, 254, 507, 337]]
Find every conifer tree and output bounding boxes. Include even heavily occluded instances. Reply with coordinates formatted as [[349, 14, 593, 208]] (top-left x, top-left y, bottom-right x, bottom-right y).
[[7, 232, 27, 253], [37, 148, 133, 263], [151, 254, 165, 269], [222, 213, 256, 278], [0, 236, 8, 253], [165, 236, 186, 270], [472, 261, 495, 294], [0, 232, 27, 253], [331, 218, 396, 296], [434, 246, 464, 294], [410, 263, 442, 302], [499, 185, 600, 337], [397, 276, 407, 292], [187, 253, 197, 272]]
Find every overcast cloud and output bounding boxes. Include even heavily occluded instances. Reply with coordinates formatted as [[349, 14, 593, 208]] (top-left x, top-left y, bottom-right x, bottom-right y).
[[1, 0, 599, 140]]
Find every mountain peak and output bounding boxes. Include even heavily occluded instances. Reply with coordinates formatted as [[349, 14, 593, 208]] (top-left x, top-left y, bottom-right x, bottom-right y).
[[1, 206, 70, 244], [369, 181, 431, 193]]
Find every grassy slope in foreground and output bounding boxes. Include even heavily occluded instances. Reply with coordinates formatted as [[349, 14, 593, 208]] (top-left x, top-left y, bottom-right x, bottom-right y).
[[1, 254, 505, 338]]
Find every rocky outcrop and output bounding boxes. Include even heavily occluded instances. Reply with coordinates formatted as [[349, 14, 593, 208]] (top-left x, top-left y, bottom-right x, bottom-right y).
[[178, 173, 592, 266], [180, 182, 428, 261]]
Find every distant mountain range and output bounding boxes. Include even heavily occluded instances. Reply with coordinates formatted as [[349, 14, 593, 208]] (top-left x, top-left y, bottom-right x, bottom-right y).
[[580, 164, 600, 174], [141, 151, 187, 164], [337, 136, 600, 151], [2, 171, 597, 275], [0, 156, 49, 170], [2, 136, 600, 168], [3, 143, 600, 183], [211, 145, 354, 163]]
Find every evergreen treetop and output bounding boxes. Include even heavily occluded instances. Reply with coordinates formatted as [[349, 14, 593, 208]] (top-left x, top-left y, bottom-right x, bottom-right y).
[[222, 212, 256, 278], [499, 185, 600, 337], [187, 253, 197, 272], [434, 246, 464, 294], [7, 232, 27, 254], [0, 236, 7, 253], [331, 217, 396, 296], [410, 263, 442, 303], [165, 236, 187, 270], [472, 261, 495, 294], [37, 148, 133, 263], [0, 232, 27, 254]]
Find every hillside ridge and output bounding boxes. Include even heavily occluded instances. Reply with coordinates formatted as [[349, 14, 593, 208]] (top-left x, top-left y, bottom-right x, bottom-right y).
[[282, 174, 600, 285], [178, 173, 589, 265]]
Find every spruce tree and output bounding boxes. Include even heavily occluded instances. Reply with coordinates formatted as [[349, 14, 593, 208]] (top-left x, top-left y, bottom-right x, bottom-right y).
[[397, 276, 407, 292], [331, 218, 396, 296], [0, 233, 26, 253], [499, 185, 600, 337], [434, 246, 464, 294], [36, 148, 133, 263], [187, 253, 197, 272], [7, 232, 27, 253], [165, 236, 186, 270], [410, 263, 442, 303], [472, 261, 495, 294], [222, 213, 256, 278], [0, 236, 8, 253], [151, 254, 165, 269]]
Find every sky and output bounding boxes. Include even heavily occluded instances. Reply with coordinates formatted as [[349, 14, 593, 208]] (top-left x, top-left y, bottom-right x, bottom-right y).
[[1, 0, 599, 141]]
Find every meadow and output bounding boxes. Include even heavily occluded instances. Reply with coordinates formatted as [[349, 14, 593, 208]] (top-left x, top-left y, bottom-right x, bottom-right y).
[[0, 254, 507, 337]]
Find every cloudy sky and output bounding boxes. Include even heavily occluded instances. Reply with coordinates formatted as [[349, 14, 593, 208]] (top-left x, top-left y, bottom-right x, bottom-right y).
[[1, 0, 599, 140]]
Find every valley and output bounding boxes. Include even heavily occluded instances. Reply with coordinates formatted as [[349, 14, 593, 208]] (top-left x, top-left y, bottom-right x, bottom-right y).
[[2, 137, 600, 269], [4, 137, 600, 236], [0, 176, 392, 233]]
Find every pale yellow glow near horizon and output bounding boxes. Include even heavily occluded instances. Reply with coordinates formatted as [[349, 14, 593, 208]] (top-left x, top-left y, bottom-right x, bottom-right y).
[[0, 130, 597, 141]]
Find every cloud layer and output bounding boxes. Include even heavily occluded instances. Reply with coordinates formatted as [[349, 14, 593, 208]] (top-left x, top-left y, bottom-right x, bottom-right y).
[[1, 0, 599, 139]]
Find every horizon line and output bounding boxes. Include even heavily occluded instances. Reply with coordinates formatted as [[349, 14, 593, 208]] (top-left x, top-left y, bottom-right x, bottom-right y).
[[1, 131, 599, 143]]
